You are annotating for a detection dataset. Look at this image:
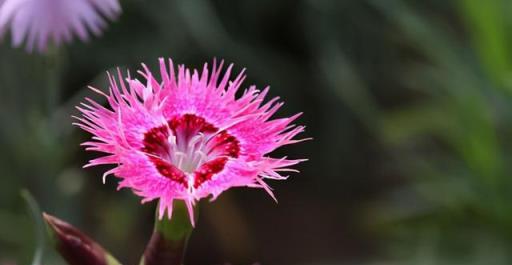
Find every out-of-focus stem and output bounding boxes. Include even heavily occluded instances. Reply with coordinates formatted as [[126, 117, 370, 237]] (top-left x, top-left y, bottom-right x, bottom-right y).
[[43, 45, 63, 114]]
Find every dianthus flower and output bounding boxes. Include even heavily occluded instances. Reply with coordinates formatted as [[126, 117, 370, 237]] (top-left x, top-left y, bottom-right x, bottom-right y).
[[75, 59, 307, 224], [0, 0, 120, 52]]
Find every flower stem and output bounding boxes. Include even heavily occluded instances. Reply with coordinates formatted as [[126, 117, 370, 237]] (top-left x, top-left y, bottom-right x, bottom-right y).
[[43, 46, 63, 115], [141, 201, 197, 265]]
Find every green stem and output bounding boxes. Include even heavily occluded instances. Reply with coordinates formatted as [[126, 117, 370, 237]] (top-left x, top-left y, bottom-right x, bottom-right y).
[[43, 46, 62, 115], [141, 201, 197, 265]]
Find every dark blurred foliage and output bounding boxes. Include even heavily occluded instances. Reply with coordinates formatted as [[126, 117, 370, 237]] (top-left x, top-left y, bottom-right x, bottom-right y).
[[2, 0, 512, 265]]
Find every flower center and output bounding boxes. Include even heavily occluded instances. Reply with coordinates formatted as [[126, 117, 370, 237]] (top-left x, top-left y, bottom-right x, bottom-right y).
[[142, 114, 240, 189]]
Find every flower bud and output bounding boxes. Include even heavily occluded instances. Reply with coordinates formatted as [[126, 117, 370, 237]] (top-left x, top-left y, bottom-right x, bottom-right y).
[[43, 213, 121, 265]]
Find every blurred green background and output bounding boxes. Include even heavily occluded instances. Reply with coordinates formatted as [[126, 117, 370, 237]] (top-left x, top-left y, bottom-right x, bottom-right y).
[[2, 0, 512, 264]]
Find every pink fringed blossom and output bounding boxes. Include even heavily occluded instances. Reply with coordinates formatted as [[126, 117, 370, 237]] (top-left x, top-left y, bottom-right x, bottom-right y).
[[75, 58, 307, 224], [0, 0, 121, 52]]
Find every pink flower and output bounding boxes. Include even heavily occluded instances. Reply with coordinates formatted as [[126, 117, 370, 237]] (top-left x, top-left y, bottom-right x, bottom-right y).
[[0, 0, 121, 53], [75, 58, 307, 224]]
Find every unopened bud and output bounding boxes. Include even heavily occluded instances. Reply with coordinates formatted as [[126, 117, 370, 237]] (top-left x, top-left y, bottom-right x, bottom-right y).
[[43, 213, 121, 265]]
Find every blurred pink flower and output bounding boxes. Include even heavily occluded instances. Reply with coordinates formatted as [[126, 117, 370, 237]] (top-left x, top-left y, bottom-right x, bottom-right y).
[[0, 0, 120, 52], [75, 58, 307, 224]]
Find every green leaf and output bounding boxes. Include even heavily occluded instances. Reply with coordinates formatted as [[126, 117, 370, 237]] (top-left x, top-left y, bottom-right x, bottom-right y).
[[458, 0, 511, 90], [21, 190, 45, 265]]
